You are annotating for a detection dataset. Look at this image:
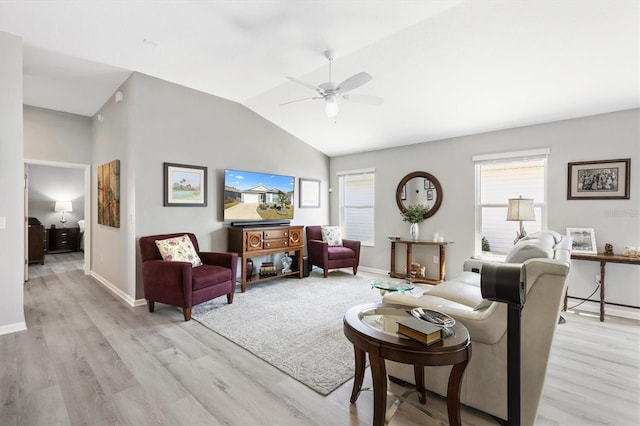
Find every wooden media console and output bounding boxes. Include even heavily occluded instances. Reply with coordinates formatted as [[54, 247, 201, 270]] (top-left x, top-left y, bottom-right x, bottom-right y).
[[228, 225, 304, 292]]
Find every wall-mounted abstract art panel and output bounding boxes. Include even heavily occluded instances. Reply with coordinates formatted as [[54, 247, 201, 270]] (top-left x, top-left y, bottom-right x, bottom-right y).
[[97, 159, 120, 228]]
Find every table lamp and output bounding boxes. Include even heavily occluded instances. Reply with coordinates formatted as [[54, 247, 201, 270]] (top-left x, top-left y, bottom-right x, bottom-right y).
[[507, 196, 535, 244], [54, 201, 72, 227]]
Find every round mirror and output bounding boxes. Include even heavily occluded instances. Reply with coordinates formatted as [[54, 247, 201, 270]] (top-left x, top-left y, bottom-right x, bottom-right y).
[[396, 171, 443, 219]]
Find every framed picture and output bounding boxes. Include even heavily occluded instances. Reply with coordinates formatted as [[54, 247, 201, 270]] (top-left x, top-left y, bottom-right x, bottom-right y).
[[97, 159, 120, 228], [299, 178, 320, 208], [567, 158, 630, 200], [401, 185, 406, 200], [427, 189, 434, 201], [566, 227, 598, 254], [163, 162, 207, 207]]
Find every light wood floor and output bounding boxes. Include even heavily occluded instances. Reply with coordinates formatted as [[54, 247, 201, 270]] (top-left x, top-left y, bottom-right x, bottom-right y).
[[1, 252, 638, 425]]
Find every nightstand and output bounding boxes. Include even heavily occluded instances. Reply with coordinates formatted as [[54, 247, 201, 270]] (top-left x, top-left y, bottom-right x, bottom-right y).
[[48, 227, 79, 253]]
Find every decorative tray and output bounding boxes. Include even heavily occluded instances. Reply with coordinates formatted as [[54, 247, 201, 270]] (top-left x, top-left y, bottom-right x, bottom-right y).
[[410, 307, 455, 328]]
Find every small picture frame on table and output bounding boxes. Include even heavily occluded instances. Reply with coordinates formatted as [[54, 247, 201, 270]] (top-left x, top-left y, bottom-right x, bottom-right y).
[[566, 227, 597, 254]]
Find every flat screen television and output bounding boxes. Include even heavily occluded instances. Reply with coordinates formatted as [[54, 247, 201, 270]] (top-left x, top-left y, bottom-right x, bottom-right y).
[[224, 169, 295, 225]]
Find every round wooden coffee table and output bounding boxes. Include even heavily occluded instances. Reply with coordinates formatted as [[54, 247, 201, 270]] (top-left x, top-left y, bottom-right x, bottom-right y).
[[343, 303, 471, 426]]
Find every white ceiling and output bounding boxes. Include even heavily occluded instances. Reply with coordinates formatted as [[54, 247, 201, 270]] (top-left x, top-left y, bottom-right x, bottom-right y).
[[1, 0, 638, 157]]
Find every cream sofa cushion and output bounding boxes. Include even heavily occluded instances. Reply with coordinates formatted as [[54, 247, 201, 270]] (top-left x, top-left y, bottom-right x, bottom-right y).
[[425, 272, 493, 310], [505, 238, 553, 263]]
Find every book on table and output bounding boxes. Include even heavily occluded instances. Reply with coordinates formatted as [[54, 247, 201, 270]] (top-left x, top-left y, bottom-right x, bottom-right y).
[[396, 317, 443, 346]]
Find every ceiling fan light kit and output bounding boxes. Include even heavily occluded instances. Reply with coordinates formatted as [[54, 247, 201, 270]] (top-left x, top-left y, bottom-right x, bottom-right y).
[[282, 50, 383, 119], [325, 96, 339, 118]]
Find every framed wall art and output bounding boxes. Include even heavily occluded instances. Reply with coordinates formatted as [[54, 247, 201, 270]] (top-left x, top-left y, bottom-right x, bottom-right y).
[[97, 159, 120, 228], [567, 158, 630, 200], [566, 227, 598, 254], [163, 162, 207, 207], [299, 178, 320, 208]]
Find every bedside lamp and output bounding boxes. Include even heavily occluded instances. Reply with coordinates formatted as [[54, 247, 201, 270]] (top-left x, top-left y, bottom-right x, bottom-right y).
[[54, 201, 72, 227], [507, 196, 535, 244]]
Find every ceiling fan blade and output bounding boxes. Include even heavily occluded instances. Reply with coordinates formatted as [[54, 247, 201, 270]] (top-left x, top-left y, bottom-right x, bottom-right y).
[[285, 77, 325, 94], [279, 96, 322, 106], [343, 94, 384, 106], [336, 72, 372, 92]]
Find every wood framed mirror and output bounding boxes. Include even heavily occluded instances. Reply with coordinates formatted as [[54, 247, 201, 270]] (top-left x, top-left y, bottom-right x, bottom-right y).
[[396, 171, 443, 219]]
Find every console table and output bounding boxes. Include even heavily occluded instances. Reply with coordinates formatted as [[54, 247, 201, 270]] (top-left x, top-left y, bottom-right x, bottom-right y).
[[388, 238, 451, 284], [228, 225, 304, 292], [565, 252, 640, 322]]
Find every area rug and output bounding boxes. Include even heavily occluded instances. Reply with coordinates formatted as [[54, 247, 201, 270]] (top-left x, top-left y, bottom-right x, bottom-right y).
[[191, 270, 385, 395]]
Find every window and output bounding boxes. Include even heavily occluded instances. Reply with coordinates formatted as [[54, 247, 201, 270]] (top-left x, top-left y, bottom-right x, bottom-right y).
[[338, 169, 375, 246], [474, 149, 548, 255]]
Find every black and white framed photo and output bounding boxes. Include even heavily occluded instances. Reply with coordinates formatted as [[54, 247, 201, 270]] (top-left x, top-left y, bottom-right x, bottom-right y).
[[567, 158, 630, 200], [299, 178, 320, 208], [163, 162, 207, 206], [566, 227, 598, 254]]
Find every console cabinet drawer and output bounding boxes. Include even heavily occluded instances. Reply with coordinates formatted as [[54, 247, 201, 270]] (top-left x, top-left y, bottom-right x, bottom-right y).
[[263, 229, 289, 240], [263, 239, 289, 249]]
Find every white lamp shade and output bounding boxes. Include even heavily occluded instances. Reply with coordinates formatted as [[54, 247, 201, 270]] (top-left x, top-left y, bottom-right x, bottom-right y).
[[507, 197, 535, 221], [54, 201, 72, 212]]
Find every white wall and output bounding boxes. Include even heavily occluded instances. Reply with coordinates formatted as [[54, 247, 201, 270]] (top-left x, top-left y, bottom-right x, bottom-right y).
[[93, 73, 330, 300], [330, 109, 640, 307], [0, 32, 25, 334], [24, 106, 92, 164]]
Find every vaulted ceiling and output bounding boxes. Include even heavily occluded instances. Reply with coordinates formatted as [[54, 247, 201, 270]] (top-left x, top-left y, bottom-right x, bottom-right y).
[[1, 0, 637, 156]]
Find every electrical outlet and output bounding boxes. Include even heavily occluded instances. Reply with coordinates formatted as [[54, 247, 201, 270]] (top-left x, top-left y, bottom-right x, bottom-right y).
[[433, 256, 439, 264], [595, 275, 601, 284]]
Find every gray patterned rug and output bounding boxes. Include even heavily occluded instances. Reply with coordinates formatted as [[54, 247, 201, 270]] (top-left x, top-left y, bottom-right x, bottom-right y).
[[191, 269, 384, 395]]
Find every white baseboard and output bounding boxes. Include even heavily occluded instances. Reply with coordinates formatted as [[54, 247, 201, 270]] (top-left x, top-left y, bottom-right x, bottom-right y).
[[90, 271, 146, 307], [359, 266, 388, 276], [566, 300, 640, 321], [0, 321, 26, 336]]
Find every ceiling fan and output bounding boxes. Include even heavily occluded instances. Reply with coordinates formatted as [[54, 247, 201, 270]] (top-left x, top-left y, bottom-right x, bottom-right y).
[[281, 50, 384, 118]]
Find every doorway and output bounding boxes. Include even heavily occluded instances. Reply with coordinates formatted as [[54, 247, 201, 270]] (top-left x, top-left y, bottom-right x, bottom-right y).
[[24, 160, 91, 278]]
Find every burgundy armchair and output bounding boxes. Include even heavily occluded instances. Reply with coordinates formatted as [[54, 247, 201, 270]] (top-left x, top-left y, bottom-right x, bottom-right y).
[[306, 226, 361, 278], [139, 232, 238, 321]]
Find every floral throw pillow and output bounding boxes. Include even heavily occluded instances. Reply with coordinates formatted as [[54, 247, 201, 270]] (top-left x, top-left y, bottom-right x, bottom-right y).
[[320, 225, 343, 247], [155, 235, 202, 267]]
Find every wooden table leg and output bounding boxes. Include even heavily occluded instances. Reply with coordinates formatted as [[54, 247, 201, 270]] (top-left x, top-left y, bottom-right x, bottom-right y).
[[368, 343, 387, 426], [406, 244, 412, 280], [446, 357, 470, 426], [350, 346, 366, 403], [413, 364, 426, 404], [240, 257, 247, 293], [439, 244, 446, 281], [599, 260, 606, 322], [390, 241, 396, 276]]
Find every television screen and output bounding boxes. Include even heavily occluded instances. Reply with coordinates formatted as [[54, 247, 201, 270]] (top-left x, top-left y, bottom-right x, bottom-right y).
[[224, 169, 295, 223]]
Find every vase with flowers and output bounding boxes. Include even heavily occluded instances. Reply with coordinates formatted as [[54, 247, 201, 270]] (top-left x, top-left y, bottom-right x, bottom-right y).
[[401, 204, 430, 240]]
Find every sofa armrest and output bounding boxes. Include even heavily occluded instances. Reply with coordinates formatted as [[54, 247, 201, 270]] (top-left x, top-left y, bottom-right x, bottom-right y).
[[307, 239, 328, 262], [342, 238, 361, 257], [141, 259, 193, 304], [463, 257, 504, 273]]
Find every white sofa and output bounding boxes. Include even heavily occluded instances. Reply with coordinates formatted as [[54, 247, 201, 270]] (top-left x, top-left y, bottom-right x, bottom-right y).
[[382, 231, 572, 425]]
